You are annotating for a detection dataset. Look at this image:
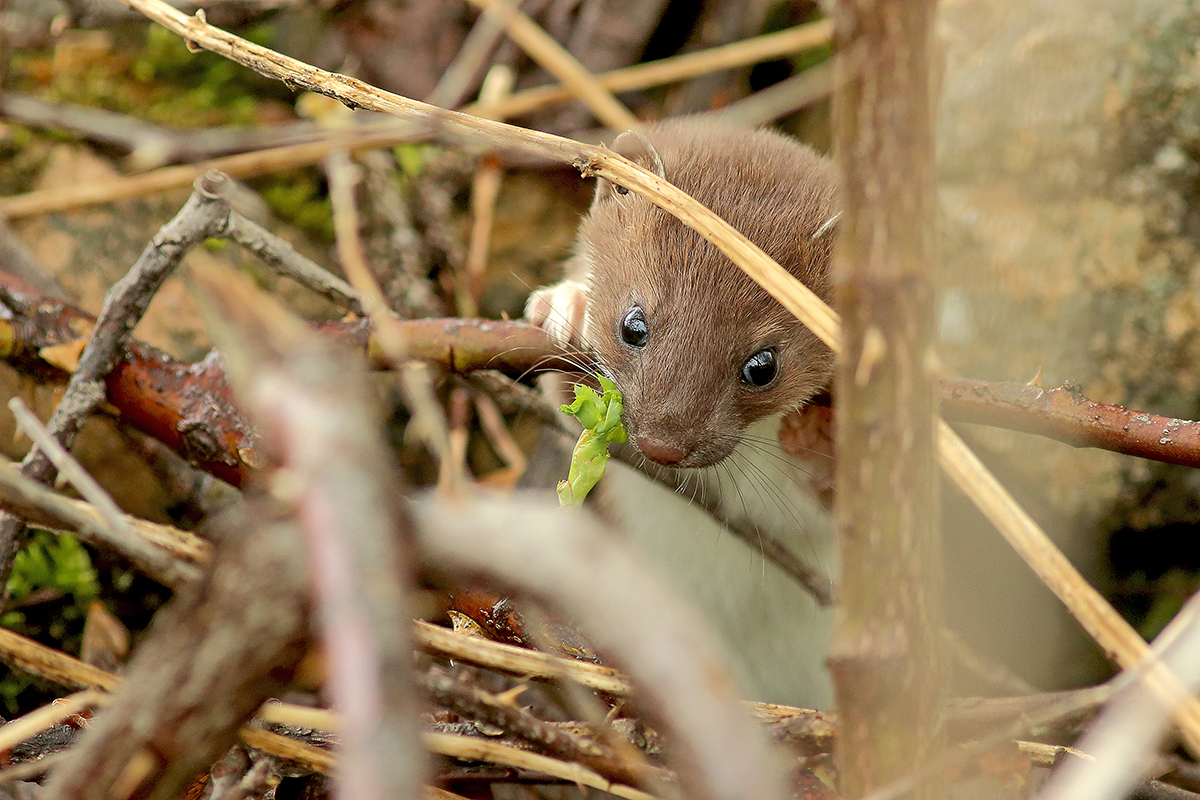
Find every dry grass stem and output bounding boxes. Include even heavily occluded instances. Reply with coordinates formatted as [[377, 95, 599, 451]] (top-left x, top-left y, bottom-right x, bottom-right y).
[[424, 732, 658, 800], [0, 128, 421, 219], [0, 21, 831, 220], [0, 690, 103, 753], [473, 392, 528, 476], [938, 418, 1200, 755], [413, 619, 631, 695], [463, 0, 640, 130], [497, 20, 832, 119], [256, 700, 340, 732], [0, 621, 121, 692], [460, 65, 513, 317]]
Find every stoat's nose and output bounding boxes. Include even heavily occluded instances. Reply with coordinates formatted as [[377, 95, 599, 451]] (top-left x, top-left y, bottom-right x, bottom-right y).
[[636, 435, 688, 466]]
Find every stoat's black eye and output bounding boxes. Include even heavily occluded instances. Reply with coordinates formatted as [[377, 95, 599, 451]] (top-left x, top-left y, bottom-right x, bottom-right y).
[[614, 185, 629, 195], [741, 348, 777, 387], [620, 306, 648, 348]]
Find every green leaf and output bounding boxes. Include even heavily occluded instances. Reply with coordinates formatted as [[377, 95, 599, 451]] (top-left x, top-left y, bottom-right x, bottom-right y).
[[557, 375, 627, 506]]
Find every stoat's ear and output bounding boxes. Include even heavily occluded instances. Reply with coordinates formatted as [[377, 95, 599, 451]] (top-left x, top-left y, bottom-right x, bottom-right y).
[[594, 129, 665, 206]]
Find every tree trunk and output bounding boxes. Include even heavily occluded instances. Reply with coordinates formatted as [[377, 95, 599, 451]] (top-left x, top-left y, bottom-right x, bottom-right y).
[[829, 0, 944, 796]]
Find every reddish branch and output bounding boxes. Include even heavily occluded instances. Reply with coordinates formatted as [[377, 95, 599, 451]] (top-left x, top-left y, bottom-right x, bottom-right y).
[[7, 260, 1200, 482], [940, 379, 1200, 468], [0, 268, 570, 490], [0, 268, 256, 487]]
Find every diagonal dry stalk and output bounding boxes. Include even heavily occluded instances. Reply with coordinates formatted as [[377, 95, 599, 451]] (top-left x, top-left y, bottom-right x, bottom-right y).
[[91, 0, 1200, 757], [0, 21, 831, 220], [463, 0, 640, 130]]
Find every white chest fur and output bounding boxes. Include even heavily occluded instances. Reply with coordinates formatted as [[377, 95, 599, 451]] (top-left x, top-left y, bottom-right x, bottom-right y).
[[600, 417, 838, 708]]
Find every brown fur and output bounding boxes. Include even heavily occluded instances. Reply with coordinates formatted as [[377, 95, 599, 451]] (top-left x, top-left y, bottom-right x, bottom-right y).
[[570, 119, 837, 468]]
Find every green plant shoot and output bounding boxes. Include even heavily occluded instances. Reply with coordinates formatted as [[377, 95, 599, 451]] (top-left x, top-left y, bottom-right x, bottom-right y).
[[557, 375, 627, 507]]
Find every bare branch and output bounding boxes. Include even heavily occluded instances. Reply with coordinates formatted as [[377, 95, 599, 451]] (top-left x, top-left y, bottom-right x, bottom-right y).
[[192, 262, 425, 800]]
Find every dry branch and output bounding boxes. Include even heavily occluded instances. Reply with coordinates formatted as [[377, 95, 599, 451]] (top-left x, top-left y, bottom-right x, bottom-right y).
[[37, 498, 310, 800], [193, 262, 426, 800]]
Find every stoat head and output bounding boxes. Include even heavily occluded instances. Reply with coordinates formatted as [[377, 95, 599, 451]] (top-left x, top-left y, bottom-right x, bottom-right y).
[[575, 119, 838, 469]]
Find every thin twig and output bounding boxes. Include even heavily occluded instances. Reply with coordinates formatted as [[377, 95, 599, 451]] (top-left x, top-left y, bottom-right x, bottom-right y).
[[472, 391, 528, 477], [8, 397, 197, 587], [0, 92, 330, 171], [421, 663, 659, 790], [425, 732, 658, 800], [708, 59, 834, 127], [221, 211, 362, 313], [324, 147, 455, 474], [0, 625, 120, 691], [0, 174, 229, 588], [0, 456, 207, 585], [491, 19, 833, 120], [423, 0, 521, 110], [0, 126, 423, 220], [942, 378, 1200, 469], [459, 65, 513, 317]]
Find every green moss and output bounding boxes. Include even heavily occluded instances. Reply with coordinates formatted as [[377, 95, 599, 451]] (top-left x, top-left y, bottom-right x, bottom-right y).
[[256, 169, 334, 242], [0, 530, 100, 715], [4, 530, 99, 609], [11, 24, 292, 131], [394, 143, 429, 178]]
